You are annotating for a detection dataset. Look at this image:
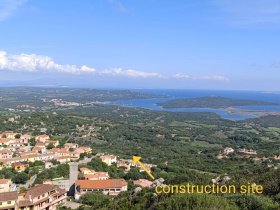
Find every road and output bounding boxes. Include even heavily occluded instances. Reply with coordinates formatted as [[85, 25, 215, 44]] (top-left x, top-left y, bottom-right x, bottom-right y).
[[18, 174, 37, 190], [17, 157, 92, 191], [78, 156, 93, 164]]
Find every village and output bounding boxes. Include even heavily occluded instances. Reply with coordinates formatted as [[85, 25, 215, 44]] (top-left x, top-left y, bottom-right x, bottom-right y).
[[0, 132, 159, 210], [217, 146, 280, 161]]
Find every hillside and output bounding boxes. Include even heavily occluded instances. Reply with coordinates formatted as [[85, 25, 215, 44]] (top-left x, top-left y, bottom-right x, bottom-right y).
[[158, 96, 277, 109]]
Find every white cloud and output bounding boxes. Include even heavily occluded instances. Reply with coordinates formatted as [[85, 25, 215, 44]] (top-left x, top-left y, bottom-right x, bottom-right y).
[[0, 51, 96, 74], [198, 75, 229, 81], [0, 51, 229, 82], [173, 73, 191, 79], [101, 68, 164, 78], [173, 72, 229, 82], [0, 0, 26, 21]]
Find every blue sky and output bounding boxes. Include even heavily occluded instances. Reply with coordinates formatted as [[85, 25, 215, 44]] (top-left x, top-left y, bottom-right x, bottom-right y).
[[0, 0, 280, 90]]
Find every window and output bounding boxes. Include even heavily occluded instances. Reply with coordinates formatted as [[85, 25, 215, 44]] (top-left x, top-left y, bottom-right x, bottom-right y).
[[7, 201, 11, 204], [0, 202, 2, 205]]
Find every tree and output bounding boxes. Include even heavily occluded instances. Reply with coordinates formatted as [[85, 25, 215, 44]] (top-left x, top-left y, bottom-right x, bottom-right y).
[[56, 164, 69, 178], [29, 160, 45, 167], [230, 195, 280, 210], [15, 134, 21, 139], [12, 173, 29, 184], [19, 187, 27, 193], [124, 168, 146, 180], [79, 152, 87, 160], [29, 137, 36, 146], [47, 143, 55, 150], [80, 192, 110, 208]]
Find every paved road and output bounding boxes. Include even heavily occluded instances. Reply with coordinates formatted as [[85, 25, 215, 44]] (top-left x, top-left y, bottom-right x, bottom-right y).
[[78, 156, 93, 164], [17, 157, 93, 191], [18, 174, 37, 190]]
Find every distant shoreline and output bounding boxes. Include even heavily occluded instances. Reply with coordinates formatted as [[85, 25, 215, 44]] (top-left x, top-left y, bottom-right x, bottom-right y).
[[157, 96, 278, 109], [226, 107, 280, 117]]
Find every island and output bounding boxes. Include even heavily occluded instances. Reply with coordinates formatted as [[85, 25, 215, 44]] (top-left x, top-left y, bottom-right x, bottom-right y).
[[157, 96, 278, 109]]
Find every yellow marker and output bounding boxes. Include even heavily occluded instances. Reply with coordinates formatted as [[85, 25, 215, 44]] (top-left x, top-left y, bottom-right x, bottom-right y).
[[132, 156, 155, 180]]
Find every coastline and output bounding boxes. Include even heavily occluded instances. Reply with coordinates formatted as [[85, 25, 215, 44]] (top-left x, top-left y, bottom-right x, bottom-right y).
[[226, 107, 280, 117]]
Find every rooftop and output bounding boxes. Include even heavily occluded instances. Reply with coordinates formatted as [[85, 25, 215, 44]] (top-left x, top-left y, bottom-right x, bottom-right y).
[[0, 191, 18, 202], [24, 184, 65, 199], [75, 179, 127, 189]]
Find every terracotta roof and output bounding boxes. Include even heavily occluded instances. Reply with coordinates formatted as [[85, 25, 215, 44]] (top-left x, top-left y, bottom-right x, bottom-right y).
[[0, 191, 18, 202], [80, 167, 91, 172], [50, 148, 68, 153], [84, 172, 109, 180], [19, 152, 37, 156], [0, 139, 10, 143], [32, 147, 42, 151], [35, 142, 46, 147], [18, 199, 33, 207], [75, 179, 127, 189], [0, 149, 13, 154], [13, 162, 29, 167], [0, 179, 10, 184], [24, 184, 56, 199], [133, 179, 153, 188], [57, 156, 71, 160]]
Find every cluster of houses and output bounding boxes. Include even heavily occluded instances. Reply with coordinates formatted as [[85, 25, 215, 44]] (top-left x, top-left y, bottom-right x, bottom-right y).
[[0, 180, 66, 210], [217, 147, 258, 159], [217, 147, 280, 162], [73, 153, 157, 199], [0, 131, 158, 210], [0, 133, 92, 170], [42, 98, 81, 107], [96, 153, 156, 174]]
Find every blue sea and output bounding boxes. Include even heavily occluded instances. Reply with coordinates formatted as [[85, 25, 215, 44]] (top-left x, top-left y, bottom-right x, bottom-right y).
[[109, 89, 280, 120]]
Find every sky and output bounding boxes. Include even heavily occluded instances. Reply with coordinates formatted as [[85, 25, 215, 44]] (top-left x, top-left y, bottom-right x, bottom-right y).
[[0, 0, 280, 90]]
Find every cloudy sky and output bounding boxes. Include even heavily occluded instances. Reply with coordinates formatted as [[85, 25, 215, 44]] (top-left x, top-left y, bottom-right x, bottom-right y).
[[0, 0, 280, 90]]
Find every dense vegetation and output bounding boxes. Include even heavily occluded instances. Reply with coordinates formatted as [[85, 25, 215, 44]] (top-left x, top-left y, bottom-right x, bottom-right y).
[[1, 88, 280, 209], [158, 96, 277, 108]]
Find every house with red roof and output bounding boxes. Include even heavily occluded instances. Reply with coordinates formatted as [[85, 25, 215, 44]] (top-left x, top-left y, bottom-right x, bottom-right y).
[[75, 179, 127, 199], [17, 184, 66, 210]]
